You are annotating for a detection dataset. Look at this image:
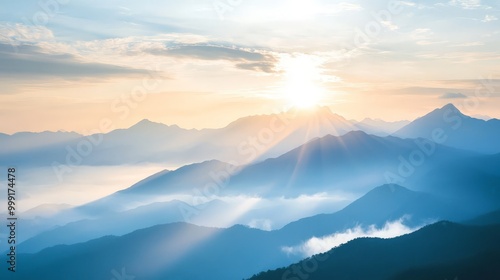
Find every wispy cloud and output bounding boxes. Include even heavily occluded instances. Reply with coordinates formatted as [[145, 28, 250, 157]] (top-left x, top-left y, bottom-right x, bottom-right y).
[[147, 45, 269, 61], [448, 0, 487, 9], [440, 92, 468, 99], [145, 45, 278, 73], [0, 43, 148, 79], [282, 218, 420, 257], [482, 15, 498, 22]]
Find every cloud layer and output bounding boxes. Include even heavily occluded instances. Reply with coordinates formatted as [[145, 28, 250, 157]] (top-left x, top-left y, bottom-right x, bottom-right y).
[[282, 218, 420, 257]]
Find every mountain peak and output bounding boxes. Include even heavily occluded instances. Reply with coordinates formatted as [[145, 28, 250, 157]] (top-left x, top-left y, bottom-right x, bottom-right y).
[[342, 130, 370, 137], [371, 184, 409, 194], [440, 103, 460, 112], [421, 103, 466, 119], [130, 119, 174, 130], [135, 118, 161, 125], [438, 103, 470, 118]]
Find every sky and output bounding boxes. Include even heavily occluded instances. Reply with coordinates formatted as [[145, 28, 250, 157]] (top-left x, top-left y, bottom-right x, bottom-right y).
[[1, 0, 500, 134]]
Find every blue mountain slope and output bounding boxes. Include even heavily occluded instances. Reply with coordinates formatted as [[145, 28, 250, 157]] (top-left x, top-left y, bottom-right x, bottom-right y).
[[250, 220, 500, 280], [18, 184, 474, 259], [9, 203, 500, 280], [394, 103, 500, 154], [68, 131, 500, 221], [276, 184, 457, 242], [3, 223, 290, 280], [0, 108, 364, 167], [17, 198, 233, 254]]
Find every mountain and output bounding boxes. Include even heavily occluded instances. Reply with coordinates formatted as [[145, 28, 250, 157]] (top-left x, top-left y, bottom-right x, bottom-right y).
[[11, 181, 500, 279], [0, 130, 82, 156], [17, 199, 230, 254], [391, 250, 500, 280], [0, 107, 401, 167], [19, 185, 413, 254], [394, 103, 500, 154], [17, 184, 478, 257], [228, 130, 498, 199], [464, 209, 500, 226], [2, 223, 292, 280], [9, 209, 500, 280], [249, 221, 500, 280], [275, 184, 461, 243], [70, 160, 232, 216], [353, 118, 410, 135], [69, 130, 500, 218], [6, 104, 496, 168], [21, 203, 73, 219]]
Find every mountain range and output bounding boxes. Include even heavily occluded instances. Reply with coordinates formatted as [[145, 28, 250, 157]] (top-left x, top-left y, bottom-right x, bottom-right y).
[[1, 103, 499, 279], [394, 103, 500, 154], [6, 187, 500, 280], [0, 106, 431, 168], [250, 218, 500, 280]]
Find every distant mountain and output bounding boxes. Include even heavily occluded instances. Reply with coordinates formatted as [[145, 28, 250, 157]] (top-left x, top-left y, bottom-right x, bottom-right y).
[[9, 211, 500, 280], [19, 185, 409, 254], [249, 221, 500, 280], [394, 103, 500, 154], [17, 199, 230, 254], [71, 130, 500, 217], [353, 118, 410, 135], [275, 184, 461, 243], [18, 184, 477, 257], [0, 130, 82, 153], [21, 203, 73, 219], [472, 114, 492, 120], [0, 107, 404, 167], [71, 160, 232, 215], [2, 104, 497, 168], [464, 209, 500, 226], [3, 223, 293, 280], [228, 130, 497, 199]]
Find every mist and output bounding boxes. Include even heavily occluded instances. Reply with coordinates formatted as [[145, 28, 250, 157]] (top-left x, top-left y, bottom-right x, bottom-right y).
[[282, 217, 421, 257]]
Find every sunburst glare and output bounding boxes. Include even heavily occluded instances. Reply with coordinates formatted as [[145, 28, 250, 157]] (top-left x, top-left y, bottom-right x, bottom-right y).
[[280, 54, 327, 109]]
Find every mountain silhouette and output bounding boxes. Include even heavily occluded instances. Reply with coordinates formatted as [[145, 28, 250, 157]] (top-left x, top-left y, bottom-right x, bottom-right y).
[[394, 103, 500, 154], [249, 218, 500, 280]]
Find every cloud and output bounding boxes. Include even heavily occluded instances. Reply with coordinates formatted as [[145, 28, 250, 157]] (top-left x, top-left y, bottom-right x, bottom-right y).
[[0, 23, 54, 44], [0, 43, 149, 79], [235, 62, 276, 73], [447, 0, 488, 9], [320, 2, 363, 14], [453, 42, 484, 47], [282, 218, 420, 257], [380, 21, 399, 31], [148, 45, 267, 61], [482, 15, 498, 22], [440, 92, 468, 99], [146, 45, 278, 73], [247, 219, 273, 231]]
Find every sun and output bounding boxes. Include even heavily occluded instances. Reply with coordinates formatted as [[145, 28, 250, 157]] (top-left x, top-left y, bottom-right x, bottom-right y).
[[281, 55, 326, 109], [286, 79, 323, 109]]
